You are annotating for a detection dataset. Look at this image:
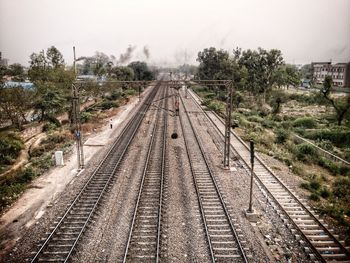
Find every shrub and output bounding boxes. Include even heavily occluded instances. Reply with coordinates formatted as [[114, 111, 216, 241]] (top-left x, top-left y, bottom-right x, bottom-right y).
[[247, 115, 264, 123], [320, 187, 331, 198], [332, 177, 350, 200], [99, 101, 119, 110], [309, 192, 320, 201], [318, 157, 340, 176], [304, 129, 350, 148], [109, 90, 123, 100], [80, 112, 92, 123], [43, 122, 59, 132], [293, 117, 317, 129], [275, 128, 290, 144], [296, 143, 318, 161], [0, 133, 24, 166], [316, 140, 333, 151]]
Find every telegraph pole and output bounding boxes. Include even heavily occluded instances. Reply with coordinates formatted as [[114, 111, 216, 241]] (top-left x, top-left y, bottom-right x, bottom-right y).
[[223, 81, 233, 168], [72, 46, 84, 169]]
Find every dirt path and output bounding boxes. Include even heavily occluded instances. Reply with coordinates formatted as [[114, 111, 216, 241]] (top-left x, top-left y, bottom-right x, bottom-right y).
[[0, 94, 142, 258]]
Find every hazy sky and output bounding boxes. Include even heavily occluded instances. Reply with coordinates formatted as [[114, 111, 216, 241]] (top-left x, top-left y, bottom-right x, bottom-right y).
[[1, 0, 349, 66]]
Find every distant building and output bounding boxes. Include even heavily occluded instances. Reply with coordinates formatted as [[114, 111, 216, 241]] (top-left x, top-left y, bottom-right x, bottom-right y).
[[312, 62, 350, 88], [0, 52, 9, 66]]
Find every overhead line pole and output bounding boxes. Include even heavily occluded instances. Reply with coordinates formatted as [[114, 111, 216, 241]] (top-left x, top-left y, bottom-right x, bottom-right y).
[[72, 46, 84, 170]]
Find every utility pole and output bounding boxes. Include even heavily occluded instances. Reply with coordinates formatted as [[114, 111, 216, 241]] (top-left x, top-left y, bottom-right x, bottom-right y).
[[223, 81, 233, 168], [248, 140, 255, 212], [72, 46, 84, 170]]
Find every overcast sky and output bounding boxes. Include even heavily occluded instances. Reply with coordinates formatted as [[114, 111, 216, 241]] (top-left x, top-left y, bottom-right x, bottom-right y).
[[0, 0, 349, 66]]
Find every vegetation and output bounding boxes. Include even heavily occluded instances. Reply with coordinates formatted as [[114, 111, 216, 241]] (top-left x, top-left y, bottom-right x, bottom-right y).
[[193, 46, 350, 229], [0, 133, 24, 169]]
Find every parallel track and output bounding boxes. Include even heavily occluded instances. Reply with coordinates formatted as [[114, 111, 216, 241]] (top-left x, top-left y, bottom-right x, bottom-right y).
[[30, 81, 161, 263], [188, 88, 350, 263], [179, 93, 248, 262], [123, 84, 168, 262]]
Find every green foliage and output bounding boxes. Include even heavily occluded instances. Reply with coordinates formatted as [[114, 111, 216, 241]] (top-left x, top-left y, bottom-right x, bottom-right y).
[[292, 117, 317, 129], [275, 128, 290, 143], [320, 187, 331, 198], [237, 47, 284, 102], [80, 112, 92, 123], [0, 133, 24, 166], [303, 129, 350, 148], [99, 101, 119, 110], [110, 66, 134, 81], [296, 143, 318, 161], [42, 117, 61, 132], [127, 61, 154, 81], [317, 157, 339, 175], [332, 177, 350, 200], [203, 100, 225, 113], [309, 192, 320, 201], [0, 166, 37, 211]]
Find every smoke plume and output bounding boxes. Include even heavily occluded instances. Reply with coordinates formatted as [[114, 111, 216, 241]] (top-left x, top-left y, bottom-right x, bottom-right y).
[[119, 45, 136, 64]]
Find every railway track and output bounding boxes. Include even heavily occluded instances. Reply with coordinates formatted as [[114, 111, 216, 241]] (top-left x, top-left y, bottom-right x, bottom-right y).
[[30, 81, 161, 263], [122, 84, 168, 262], [179, 93, 249, 262], [187, 88, 350, 263]]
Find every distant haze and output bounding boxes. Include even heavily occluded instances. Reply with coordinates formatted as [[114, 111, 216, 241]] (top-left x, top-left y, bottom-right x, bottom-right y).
[[0, 0, 349, 66]]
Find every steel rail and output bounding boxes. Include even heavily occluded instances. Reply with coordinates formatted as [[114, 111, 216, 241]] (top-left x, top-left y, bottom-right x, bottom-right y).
[[31, 81, 161, 262], [122, 84, 168, 263], [178, 93, 249, 262], [188, 88, 350, 262]]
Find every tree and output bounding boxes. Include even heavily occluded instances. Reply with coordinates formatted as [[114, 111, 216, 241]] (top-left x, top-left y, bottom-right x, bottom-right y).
[[237, 47, 284, 103], [196, 47, 234, 80], [322, 75, 350, 126], [273, 64, 300, 89], [111, 66, 134, 81], [33, 86, 65, 121], [46, 46, 65, 69], [0, 86, 34, 129], [8, 63, 26, 81], [196, 47, 247, 94], [127, 61, 154, 81]]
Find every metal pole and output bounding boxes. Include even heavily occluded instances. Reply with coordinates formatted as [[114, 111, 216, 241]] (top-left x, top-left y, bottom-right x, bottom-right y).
[[248, 140, 255, 212], [223, 81, 232, 167], [72, 47, 84, 169]]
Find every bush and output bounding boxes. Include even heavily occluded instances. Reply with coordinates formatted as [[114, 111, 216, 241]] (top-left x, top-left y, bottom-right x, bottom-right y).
[[320, 187, 331, 198], [296, 143, 318, 161], [109, 90, 123, 100], [0, 133, 24, 166], [332, 177, 350, 200], [309, 192, 320, 201], [43, 121, 59, 132], [247, 115, 264, 123], [80, 112, 92, 123], [99, 101, 119, 110], [293, 117, 317, 129], [0, 166, 37, 211], [275, 128, 290, 144], [304, 129, 350, 148], [204, 100, 225, 113], [318, 157, 341, 176]]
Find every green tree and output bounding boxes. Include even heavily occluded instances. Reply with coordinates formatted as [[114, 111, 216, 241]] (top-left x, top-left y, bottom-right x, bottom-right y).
[[33, 87, 65, 121], [111, 66, 135, 81], [8, 63, 26, 81], [128, 61, 154, 81], [322, 75, 350, 125], [196, 47, 247, 94], [46, 46, 65, 69], [0, 86, 34, 129], [237, 47, 284, 103], [274, 64, 300, 89]]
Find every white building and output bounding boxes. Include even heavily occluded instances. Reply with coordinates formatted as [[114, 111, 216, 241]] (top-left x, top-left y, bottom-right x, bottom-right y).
[[312, 62, 350, 88]]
